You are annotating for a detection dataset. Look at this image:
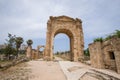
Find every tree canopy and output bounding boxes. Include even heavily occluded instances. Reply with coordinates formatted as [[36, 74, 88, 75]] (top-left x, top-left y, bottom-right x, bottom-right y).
[[0, 33, 24, 59]]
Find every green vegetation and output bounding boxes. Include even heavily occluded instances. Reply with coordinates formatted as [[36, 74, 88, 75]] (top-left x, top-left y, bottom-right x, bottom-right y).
[[105, 30, 120, 40], [115, 30, 120, 38], [4, 44, 17, 59], [0, 33, 24, 60], [94, 30, 120, 42], [94, 37, 103, 42], [15, 37, 24, 56]]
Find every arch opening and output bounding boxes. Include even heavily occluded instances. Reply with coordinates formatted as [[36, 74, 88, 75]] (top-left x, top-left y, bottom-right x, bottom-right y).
[[53, 29, 74, 61], [54, 33, 73, 61]]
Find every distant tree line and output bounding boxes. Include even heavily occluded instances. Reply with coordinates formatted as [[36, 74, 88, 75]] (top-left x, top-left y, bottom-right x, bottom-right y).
[[55, 51, 70, 55], [55, 49, 90, 57]]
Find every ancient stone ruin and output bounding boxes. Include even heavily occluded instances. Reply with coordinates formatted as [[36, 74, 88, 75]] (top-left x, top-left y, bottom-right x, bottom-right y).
[[89, 37, 120, 73], [26, 45, 32, 59], [25, 15, 120, 75], [44, 15, 84, 61], [26, 45, 44, 59]]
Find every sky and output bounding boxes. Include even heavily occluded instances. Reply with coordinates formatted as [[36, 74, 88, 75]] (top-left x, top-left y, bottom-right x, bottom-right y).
[[0, 0, 120, 52]]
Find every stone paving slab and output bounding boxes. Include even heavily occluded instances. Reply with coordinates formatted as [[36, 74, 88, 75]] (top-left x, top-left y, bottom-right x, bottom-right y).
[[59, 61, 120, 80]]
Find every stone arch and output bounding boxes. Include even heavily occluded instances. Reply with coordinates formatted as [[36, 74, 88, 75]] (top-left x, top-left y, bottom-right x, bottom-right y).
[[44, 15, 84, 61], [54, 29, 74, 61], [37, 45, 45, 54]]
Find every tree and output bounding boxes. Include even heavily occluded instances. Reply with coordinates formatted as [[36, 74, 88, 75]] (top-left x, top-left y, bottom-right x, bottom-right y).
[[4, 44, 16, 60], [15, 37, 24, 56], [4, 33, 16, 60], [26, 39, 33, 46], [6, 33, 16, 48], [0, 48, 5, 54]]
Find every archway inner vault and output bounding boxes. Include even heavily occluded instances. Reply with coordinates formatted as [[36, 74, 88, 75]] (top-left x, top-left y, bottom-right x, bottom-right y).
[[44, 15, 84, 61], [54, 30, 73, 61]]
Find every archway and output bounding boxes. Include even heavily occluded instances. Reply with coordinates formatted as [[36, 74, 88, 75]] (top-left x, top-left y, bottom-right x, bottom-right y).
[[37, 45, 45, 58], [54, 33, 72, 61], [44, 15, 84, 61], [54, 33, 70, 53]]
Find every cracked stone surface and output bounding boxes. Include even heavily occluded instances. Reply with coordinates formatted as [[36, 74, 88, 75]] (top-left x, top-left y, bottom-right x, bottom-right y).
[[59, 61, 120, 80]]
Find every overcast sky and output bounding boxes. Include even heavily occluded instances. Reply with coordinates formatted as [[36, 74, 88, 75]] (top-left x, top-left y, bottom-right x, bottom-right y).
[[0, 0, 120, 52]]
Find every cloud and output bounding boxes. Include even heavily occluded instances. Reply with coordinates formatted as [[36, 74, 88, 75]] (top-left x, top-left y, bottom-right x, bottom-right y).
[[0, 0, 120, 49]]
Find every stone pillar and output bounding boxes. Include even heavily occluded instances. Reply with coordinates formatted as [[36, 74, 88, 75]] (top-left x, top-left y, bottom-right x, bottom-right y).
[[89, 42, 105, 68], [31, 50, 35, 59], [112, 38, 120, 73], [45, 32, 50, 56], [50, 36, 54, 60], [26, 46, 32, 59], [73, 37, 78, 61], [44, 19, 52, 59], [114, 51, 120, 73], [75, 18, 84, 61]]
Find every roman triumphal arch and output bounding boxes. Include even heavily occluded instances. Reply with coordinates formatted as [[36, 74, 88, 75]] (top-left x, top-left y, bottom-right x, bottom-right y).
[[44, 16, 84, 61]]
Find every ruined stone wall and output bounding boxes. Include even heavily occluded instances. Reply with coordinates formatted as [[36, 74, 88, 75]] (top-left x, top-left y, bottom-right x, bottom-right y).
[[102, 40, 116, 70], [111, 38, 120, 73], [89, 38, 120, 73], [89, 42, 105, 68]]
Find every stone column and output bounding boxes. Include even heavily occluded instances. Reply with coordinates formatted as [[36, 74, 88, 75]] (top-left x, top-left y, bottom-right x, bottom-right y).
[[45, 31, 50, 56], [26, 46, 32, 59], [73, 37, 78, 61], [70, 37, 74, 61], [50, 36, 54, 60]]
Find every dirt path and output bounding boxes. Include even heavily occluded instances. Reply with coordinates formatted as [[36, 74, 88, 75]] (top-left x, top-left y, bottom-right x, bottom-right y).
[[0, 62, 30, 80], [28, 60, 67, 80], [0, 60, 66, 80]]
